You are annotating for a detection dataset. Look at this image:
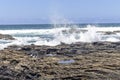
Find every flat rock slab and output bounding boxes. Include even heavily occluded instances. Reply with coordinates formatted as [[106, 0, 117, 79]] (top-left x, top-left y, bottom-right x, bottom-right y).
[[0, 42, 120, 79]]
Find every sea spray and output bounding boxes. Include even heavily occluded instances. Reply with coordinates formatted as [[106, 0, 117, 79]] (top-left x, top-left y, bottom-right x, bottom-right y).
[[79, 25, 101, 42], [0, 24, 120, 49]]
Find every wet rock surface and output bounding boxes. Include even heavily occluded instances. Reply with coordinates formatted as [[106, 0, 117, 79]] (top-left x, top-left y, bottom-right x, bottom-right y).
[[0, 34, 15, 40], [1, 42, 120, 79]]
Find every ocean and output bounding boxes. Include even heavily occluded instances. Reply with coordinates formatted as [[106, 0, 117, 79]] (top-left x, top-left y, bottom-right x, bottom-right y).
[[0, 23, 120, 49]]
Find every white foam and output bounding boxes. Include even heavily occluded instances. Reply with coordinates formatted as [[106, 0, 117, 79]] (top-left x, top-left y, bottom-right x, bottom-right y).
[[105, 37, 120, 42], [79, 26, 101, 42], [0, 25, 120, 50], [0, 27, 70, 35], [84, 25, 120, 32]]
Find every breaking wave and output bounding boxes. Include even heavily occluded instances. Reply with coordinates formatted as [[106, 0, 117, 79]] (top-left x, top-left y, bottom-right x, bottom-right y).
[[0, 24, 120, 49]]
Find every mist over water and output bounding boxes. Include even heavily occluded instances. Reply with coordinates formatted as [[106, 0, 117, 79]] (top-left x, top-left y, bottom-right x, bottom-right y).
[[0, 18, 120, 49]]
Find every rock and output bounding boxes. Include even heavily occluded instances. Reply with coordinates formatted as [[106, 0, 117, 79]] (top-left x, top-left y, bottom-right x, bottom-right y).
[[97, 31, 116, 35], [105, 31, 116, 35], [0, 42, 120, 79], [114, 30, 120, 33], [84, 69, 108, 75], [0, 34, 15, 40], [61, 75, 92, 80], [21, 65, 29, 70], [21, 47, 31, 51], [10, 60, 20, 65], [46, 48, 58, 54]]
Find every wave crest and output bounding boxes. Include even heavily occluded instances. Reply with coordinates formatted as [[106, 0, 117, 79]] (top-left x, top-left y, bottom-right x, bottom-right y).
[[0, 24, 120, 49]]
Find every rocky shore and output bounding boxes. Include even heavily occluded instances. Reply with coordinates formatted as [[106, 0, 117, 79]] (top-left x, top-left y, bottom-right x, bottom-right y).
[[0, 42, 120, 80]]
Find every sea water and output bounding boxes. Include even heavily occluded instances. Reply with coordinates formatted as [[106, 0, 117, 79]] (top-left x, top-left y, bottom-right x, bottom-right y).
[[0, 23, 120, 49]]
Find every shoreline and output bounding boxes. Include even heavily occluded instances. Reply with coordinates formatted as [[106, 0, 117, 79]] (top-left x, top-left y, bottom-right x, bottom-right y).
[[0, 42, 120, 79]]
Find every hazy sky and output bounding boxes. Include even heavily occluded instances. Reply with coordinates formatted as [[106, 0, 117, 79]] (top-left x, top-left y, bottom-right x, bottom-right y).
[[0, 0, 120, 24]]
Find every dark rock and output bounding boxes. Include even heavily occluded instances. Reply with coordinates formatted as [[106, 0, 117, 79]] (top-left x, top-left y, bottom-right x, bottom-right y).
[[38, 50, 46, 55], [0, 76, 13, 80], [70, 49, 78, 55], [61, 75, 92, 80], [21, 65, 29, 70], [104, 31, 116, 35], [25, 75, 32, 79], [21, 47, 31, 51], [10, 60, 20, 65], [29, 72, 41, 78], [0, 34, 15, 40], [60, 42, 67, 45], [85, 70, 108, 75], [46, 48, 58, 54]]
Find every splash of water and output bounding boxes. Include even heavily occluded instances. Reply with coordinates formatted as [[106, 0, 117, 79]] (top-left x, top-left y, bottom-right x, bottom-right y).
[[0, 17, 120, 49], [79, 25, 101, 42]]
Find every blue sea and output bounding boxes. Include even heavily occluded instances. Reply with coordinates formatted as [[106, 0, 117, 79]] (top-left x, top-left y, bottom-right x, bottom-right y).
[[0, 23, 120, 49]]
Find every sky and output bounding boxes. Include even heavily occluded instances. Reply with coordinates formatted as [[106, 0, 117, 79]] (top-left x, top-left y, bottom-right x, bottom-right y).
[[0, 0, 120, 24]]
